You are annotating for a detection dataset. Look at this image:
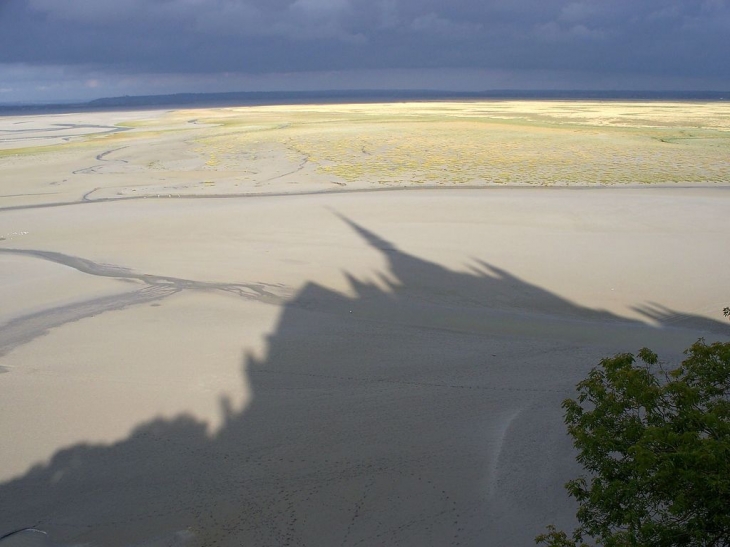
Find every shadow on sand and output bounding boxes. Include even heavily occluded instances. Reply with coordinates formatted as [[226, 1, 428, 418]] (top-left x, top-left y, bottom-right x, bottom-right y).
[[1, 217, 727, 547]]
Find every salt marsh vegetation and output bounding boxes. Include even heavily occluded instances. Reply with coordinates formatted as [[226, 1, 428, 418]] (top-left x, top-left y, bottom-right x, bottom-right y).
[[1, 101, 729, 207]]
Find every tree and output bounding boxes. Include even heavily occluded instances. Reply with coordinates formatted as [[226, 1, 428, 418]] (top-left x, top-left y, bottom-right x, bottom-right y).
[[537, 339, 730, 547]]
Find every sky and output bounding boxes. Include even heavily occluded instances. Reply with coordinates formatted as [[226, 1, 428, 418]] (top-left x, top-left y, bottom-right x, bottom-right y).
[[1, 0, 729, 103]]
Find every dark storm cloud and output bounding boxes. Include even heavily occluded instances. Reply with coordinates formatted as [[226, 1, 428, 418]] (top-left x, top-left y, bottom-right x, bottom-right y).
[[1, 0, 729, 82]]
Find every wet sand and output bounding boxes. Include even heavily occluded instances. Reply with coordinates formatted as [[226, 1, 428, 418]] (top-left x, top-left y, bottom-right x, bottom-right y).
[[1, 104, 729, 546]]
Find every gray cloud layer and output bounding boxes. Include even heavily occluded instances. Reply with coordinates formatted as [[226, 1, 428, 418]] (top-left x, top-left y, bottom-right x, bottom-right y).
[[1, 0, 729, 98]]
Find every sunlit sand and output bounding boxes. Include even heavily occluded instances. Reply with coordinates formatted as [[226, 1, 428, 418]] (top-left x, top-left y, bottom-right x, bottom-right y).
[[1, 102, 729, 546]]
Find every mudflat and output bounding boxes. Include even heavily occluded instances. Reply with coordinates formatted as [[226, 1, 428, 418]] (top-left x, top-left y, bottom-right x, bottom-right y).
[[1, 102, 729, 546]]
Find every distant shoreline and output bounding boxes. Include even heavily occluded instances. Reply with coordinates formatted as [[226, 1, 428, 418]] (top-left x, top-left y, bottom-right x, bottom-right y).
[[1, 89, 728, 116]]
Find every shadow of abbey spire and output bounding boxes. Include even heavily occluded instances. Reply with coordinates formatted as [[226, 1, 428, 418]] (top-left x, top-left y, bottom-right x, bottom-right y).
[[1, 216, 727, 547], [309, 215, 727, 348]]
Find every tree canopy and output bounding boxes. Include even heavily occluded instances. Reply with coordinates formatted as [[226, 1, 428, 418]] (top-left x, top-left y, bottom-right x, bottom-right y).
[[537, 339, 730, 547]]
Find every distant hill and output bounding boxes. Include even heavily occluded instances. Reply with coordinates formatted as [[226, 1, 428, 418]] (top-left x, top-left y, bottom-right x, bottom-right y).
[[1, 89, 728, 115]]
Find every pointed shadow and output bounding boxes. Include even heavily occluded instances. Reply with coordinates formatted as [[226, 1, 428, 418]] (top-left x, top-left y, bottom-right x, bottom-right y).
[[1, 216, 727, 546]]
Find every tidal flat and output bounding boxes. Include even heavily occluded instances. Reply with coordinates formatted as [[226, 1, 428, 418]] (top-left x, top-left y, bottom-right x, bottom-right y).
[[1, 101, 730, 208], [1, 101, 729, 546]]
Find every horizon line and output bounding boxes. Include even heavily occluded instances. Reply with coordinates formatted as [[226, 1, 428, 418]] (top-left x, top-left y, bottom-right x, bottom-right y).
[[1, 88, 728, 113]]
